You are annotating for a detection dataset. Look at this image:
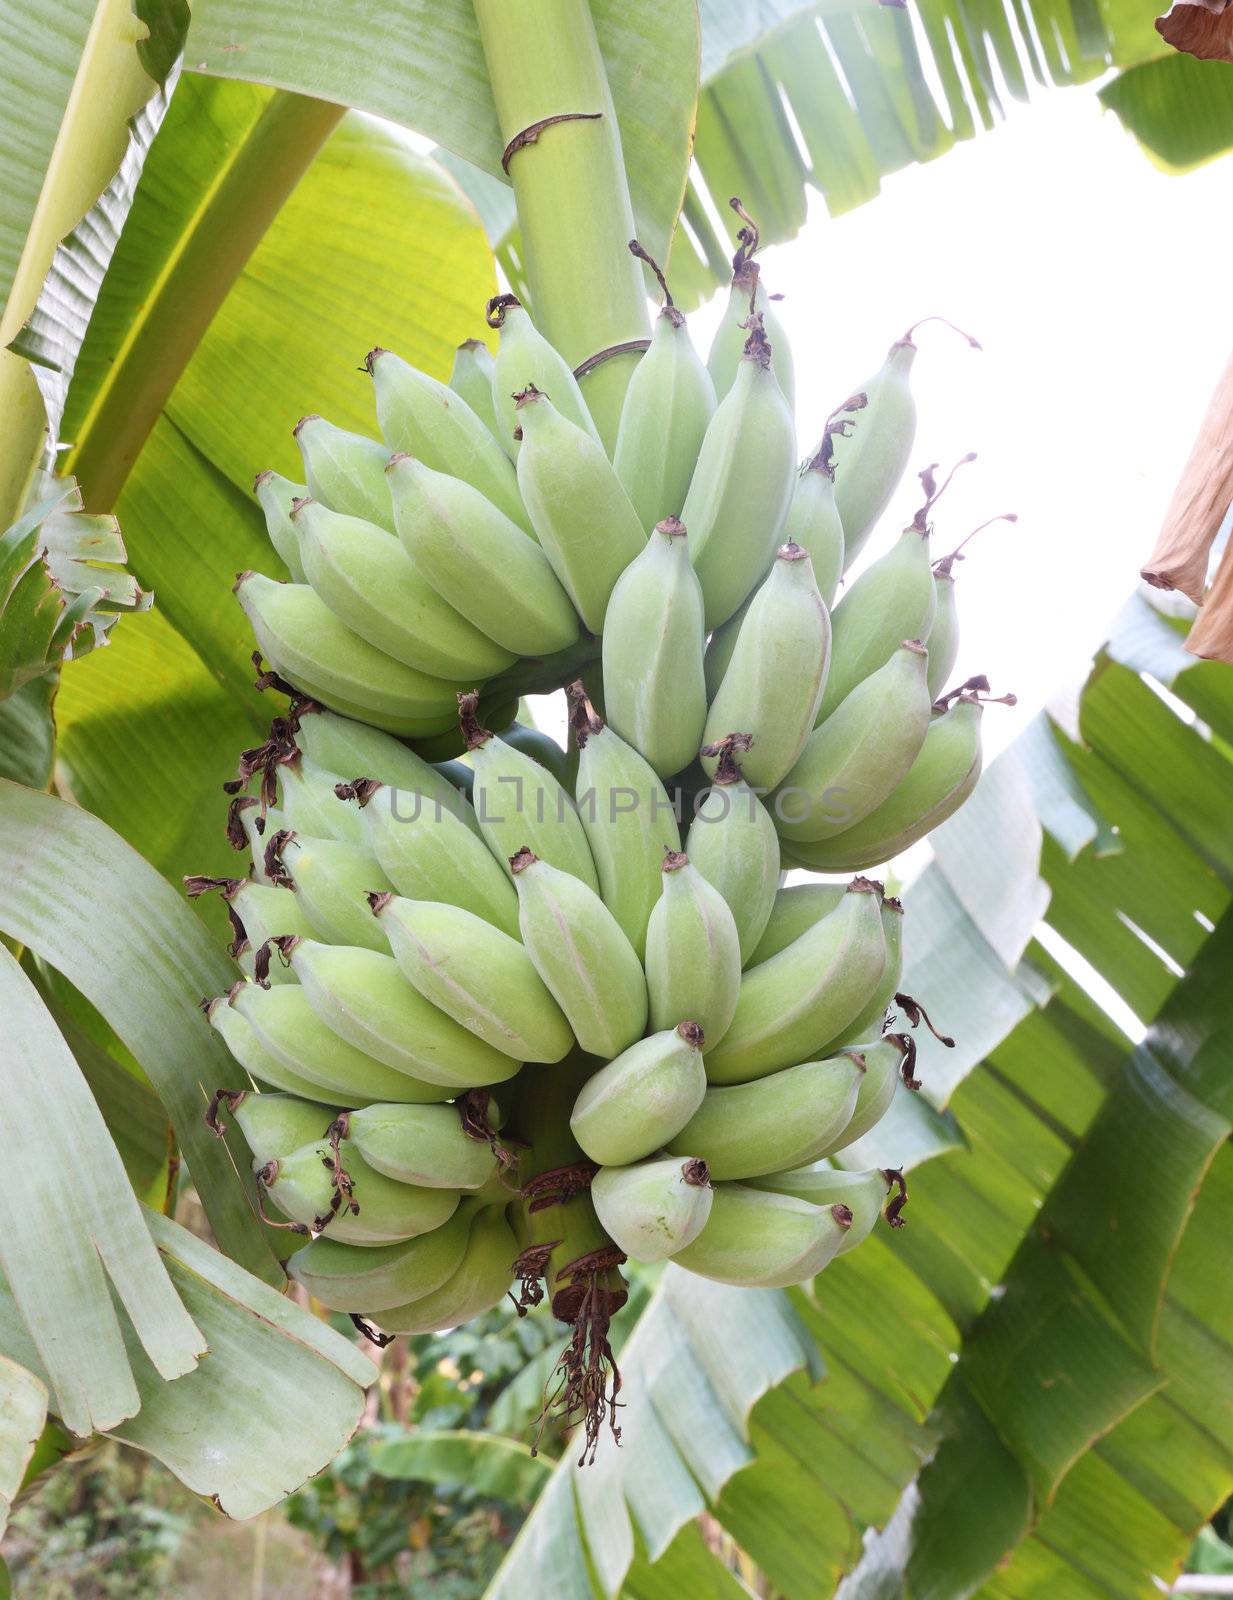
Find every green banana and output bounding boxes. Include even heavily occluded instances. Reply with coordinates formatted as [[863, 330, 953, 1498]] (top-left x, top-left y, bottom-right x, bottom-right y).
[[449, 338, 501, 444], [644, 851, 741, 1049], [511, 848, 647, 1059], [275, 938, 522, 1089], [685, 737, 780, 966], [287, 1201, 474, 1312], [701, 542, 831, 790], [235, 573, 463, 737], [680, 318, 796, 630], [674, 1183, 850, 1289], [254, 471, 308, 581], [366, 346, 531, 533], [212, 879, 317, 975], [486, 293, 600, 450], [784, 695, 987, 873], [748, 1166, 891, 1255], [782, 449, 845, 608], [829, 321, 979, 568], [373, 894, 573, 1063], [923, 516, 1016, 700], [612, 253, 716, 532], [376, 1206, 517, 1333], [703, 878, 887, 1084], [291, 498, 514, 679], [263, 831, 394, 952], [230, 1090, 338, 1164], [827, 898, 905, 1050], [590, 1156, 713, 1263], [345, 1103, 502, 1190], [460, 695, 599, 892], [385, 453, 578, 656], [295, 414, 394, 531], [273, 758, 367, 848], [666, 1052, 864, 1180], [345, 778, 521, 938], [702, 597, 749, 704], [569, 1022, 707, 1167], [207, 1001, 354, 1104], [747, 882, 847, 966], [814, 527, 936, 724], [230, 798, 284, 887], [294, 706, 470, 822], [775, 641, 933, 843], [259, 1136, 460, 1245], [599, 517, 707, 779], [706, 202, 794, 410], [225, 982, 454, 1104], [815, 1034, 913, 1158], [502, 721, 571, 788], [513, 385, 645, 633], [569, 688, 681, 958]]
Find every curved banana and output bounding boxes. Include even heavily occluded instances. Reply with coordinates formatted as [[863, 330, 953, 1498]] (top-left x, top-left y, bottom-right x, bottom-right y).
[[775, 641, 933, 843], [254, 471, 308, 581], [569, 1022, 707, 1167], [814, 528, 936, 724], [748, 1166, 891, 1255], [294, 706, 471, 823], [784, 696, 985, 873], [826, 338, 917, 568], [487, 293, 600, 450], [570, 688, 681, 958], [815, 1034, 912, 1158], [590, 1156, 713, 1263], [747, 882, 847, 966], [666, 1052, 864, 1180], [926, 555, 959, 700], [366, 346, 531, 533], [207, 1001, 348, 1103], [514, 386, 645, 633], [680, 318, 796, 630], [449, 338, 502, 444], [291, 499, 514, 679], [295, 414, 394, 531], [346, 778, 521, 938], [612, 287, 716, 533], [644, 851, 741, 1049], [272, 758, 367, 848], [263, 831, 393, 952], [461, 695, 599, 891], [782, 452, 844, 607], [373, 894, 573, 1062], [224, 982, 455, 1104], [287, 1201, 474, 1312], [685, 738, 780, 966], [512, 848, 647, 1059], [386, 453, 578, 656], [259, 1136, 460, 1245], [222, 879, 318, 973], [234, 574, 464, 736], [706, 206, 794, 410], [674, 1183, 850, 1289], [704, 878, 887, 1084], [600, 517, 707, 779], [345, 1103, 502, 1190], [275, 937, 521, 1089], [702, 542, 831, 791], [827, 897, 904, 1050], [231, 1091, 338, 1164], [376, 1206, 517, 1334]]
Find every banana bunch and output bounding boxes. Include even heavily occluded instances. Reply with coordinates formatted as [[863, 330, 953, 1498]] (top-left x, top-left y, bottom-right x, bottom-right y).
[[208, 202, 1002, 1454]]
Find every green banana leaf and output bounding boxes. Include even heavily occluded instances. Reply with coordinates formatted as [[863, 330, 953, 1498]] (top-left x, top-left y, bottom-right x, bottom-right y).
[[372, 1430, 553, 1507], [0, 1210, 374, 1517], [487, 591, 1233, 1599], [0, 780, 277, 1284], [0, 1357, 47, 1541]]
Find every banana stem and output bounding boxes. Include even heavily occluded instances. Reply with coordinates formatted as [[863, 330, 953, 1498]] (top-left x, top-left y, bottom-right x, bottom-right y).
[[471, 0, 650, 446]]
